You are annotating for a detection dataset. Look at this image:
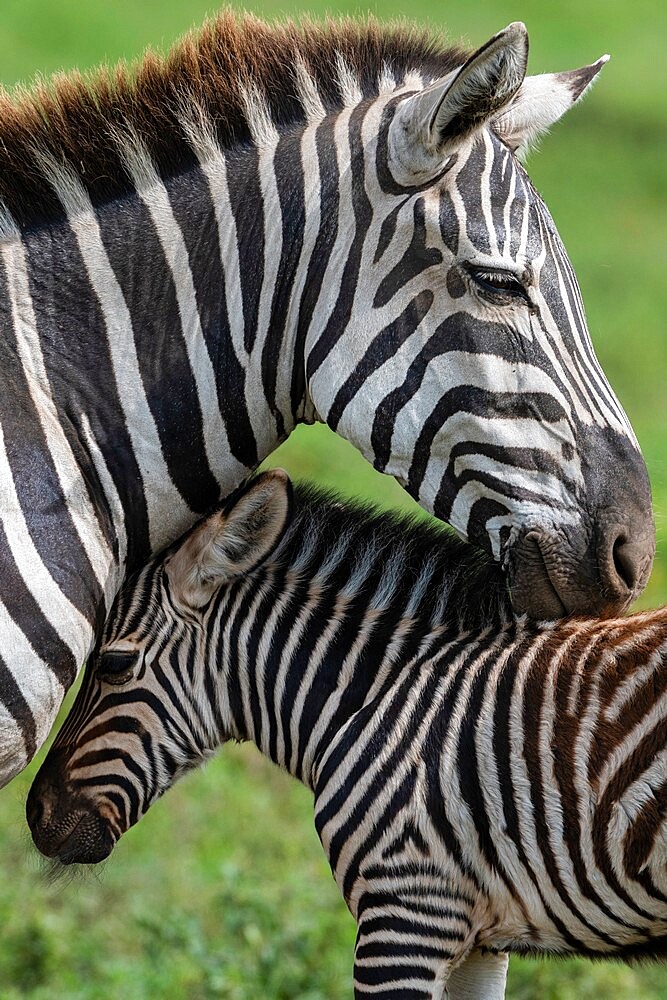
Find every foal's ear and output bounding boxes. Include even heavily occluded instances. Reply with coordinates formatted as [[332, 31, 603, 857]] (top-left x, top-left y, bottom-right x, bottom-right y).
[[493, 55, 610, 157], [388, 22, 528, 178], [166, 470, 293, 610]]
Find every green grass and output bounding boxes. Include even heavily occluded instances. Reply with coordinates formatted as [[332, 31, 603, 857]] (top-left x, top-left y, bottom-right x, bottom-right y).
[[0, 2, 665, 998]]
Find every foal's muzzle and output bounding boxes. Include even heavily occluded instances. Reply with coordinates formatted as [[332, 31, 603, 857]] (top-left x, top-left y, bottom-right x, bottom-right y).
[[26, 749, 116, 865]]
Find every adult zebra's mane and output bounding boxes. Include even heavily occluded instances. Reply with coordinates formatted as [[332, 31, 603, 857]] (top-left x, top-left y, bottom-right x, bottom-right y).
[[0, 10, 468, 228]]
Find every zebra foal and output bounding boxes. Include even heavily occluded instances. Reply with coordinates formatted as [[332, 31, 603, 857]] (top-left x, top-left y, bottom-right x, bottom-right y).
[[28, 472, 667, 998]]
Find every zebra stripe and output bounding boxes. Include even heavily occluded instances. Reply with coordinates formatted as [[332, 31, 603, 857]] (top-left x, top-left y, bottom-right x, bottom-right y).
[[116, 128, 236, 481], [34, 149, 194, 549], [0, 17, 653, 791], [29, 475, 667, 999]]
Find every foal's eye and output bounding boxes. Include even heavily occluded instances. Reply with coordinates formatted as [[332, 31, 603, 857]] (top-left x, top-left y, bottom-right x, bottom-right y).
[[97, 649, 139, 686], [466, 265, 529, 303]]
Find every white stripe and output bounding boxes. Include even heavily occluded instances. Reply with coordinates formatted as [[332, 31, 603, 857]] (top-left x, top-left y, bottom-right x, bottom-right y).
[[79, 412, 128, 602], [304, 107, 356, 354], [335, 53, 363, 107], [34, 150, 193, 552], [240, 82, 280, 147], [294, 56, 326, 124], [252, 138, 289, 451], [502, 159, 517, 258], [181, 108, 272, 458], [181, 112, 247, 363], [403, 69, 424, 90], [480, 131, 499, 258], [282, 119, 323, 421], [378, 62, 397, 94], [0, 200, 19, 242]]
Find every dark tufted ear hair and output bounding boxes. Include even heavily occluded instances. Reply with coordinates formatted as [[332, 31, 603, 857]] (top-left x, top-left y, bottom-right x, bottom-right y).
[[493, 55, 610, 157], [166, 469, 293, 610]]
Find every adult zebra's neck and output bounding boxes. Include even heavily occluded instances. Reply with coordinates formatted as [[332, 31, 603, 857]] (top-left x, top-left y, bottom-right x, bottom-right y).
[[25, 124, 324, 575], [0, 118, 323, 783]]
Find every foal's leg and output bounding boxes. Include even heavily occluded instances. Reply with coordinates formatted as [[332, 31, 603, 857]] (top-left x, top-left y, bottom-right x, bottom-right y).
[[446, 949, 509, 1000]]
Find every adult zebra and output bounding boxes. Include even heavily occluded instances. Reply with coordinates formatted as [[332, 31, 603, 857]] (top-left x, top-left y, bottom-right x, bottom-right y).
[[28, 471, 667, 998], [0, 14, 655, 787]]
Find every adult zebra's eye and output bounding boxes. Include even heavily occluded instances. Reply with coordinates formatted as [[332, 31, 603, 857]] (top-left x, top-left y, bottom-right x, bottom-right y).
[[466, 265, 529, 303], [97, 649, 139, 686]]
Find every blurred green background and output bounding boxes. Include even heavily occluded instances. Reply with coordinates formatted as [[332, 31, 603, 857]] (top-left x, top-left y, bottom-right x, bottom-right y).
[[0, 2, 665, 998]]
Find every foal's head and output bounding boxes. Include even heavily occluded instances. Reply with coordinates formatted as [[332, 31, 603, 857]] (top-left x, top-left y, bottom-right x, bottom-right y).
[[27, 472, 293, 864]]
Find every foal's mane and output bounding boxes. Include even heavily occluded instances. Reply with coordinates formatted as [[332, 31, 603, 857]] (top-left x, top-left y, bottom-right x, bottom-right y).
[[0, 10, 467, 228], [273, 483, 512, 632]]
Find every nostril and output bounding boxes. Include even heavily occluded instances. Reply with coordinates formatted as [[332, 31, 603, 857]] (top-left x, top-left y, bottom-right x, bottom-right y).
[[25, 792, 44, 829], [25, 785, 51, 831], [608, 530, 639, 594]]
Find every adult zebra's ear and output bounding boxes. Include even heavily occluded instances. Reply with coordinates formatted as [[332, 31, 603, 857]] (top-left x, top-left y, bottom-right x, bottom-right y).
[[388, 22, 528, 181], [166, 470, 293, 611], [493, 56, 610, 157]]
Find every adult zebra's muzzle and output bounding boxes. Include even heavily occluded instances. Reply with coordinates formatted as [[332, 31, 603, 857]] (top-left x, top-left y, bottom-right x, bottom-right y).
[[507, 528, 639, 620], [26, 749, 116, 865], [500, 423, 656, 620]]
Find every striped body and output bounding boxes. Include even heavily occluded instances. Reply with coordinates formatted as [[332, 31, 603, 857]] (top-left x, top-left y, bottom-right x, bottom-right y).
[[0, 16, 654, 788], [29, 475, 667, 998]]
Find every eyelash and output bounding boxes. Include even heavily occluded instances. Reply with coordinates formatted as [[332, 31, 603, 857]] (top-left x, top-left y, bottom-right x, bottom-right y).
[[97, 651, 140, 685], [465, 266, 530, 303]]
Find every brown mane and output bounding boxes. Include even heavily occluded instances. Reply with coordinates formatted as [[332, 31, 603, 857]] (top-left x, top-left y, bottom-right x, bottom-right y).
[[0, 9, 468, 229]]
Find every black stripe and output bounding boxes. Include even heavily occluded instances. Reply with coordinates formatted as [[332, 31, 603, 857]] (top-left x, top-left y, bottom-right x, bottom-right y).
[[262, 133, 306, 438], [328, 291, 433, 432], [24, 220, 151, 572], [373, 199, 442, 308], [292, 116, 340, 414], [306, 101, 373, 382], [168, 160, 258, 469], [96, 186, 216, 515], [226, 147, 265, 355], [0, 251, 103, 618], [0, 520, 77, 687]]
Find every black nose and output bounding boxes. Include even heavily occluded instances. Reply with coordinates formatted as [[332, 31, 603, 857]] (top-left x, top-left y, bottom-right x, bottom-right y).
[[26, 746, 67, 832], [581, 425, 655, 601]]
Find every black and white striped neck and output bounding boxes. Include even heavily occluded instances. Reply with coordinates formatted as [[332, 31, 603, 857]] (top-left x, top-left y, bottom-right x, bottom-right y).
[[209, 485, 512, 783]]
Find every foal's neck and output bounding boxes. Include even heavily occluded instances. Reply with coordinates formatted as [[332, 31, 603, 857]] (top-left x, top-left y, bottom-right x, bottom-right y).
[[217, 493, 511, 786]]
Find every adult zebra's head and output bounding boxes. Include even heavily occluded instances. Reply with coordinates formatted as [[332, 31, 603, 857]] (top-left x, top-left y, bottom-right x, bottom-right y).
[[305, 22, 654, 618]]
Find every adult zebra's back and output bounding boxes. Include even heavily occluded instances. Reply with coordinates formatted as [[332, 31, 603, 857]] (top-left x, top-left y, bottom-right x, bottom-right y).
[[0, 14, 654, 786], [29, 472, 667, 998]]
